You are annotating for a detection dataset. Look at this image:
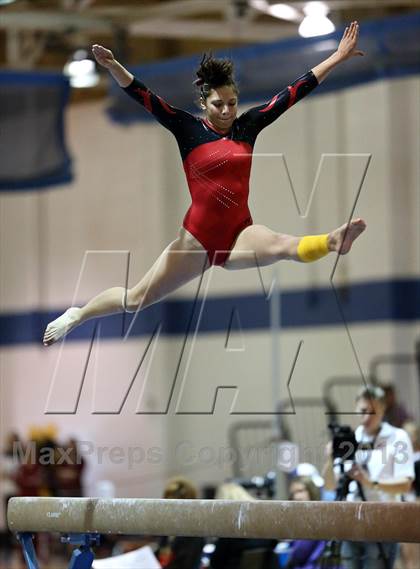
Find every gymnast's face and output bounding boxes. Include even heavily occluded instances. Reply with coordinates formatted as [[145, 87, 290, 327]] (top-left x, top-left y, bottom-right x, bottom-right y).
[[201, 85, 238, 133]]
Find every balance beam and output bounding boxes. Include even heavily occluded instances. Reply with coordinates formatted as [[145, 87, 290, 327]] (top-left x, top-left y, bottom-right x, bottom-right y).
[[7, 497, 420, 543]]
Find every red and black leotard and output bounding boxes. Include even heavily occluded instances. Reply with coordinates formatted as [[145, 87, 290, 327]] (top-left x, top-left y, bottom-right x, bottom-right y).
[[123, 70, 318, 266]]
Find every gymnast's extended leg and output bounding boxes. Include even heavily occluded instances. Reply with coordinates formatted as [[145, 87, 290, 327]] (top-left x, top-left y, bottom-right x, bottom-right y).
[[223, 218, 366, 270], [43, 229, 209, 346]]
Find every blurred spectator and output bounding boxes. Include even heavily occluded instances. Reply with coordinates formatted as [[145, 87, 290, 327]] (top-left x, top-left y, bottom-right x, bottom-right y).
[[215, 481, 258, 501], [323, 385, 414, 569], [209, 482, 278, 569], [15, 424, 60, 497], [402, 421, 420, 498], [292, 463, 324, 487], [288, 476, 321, 501], [156, 476, 204, 569], [290, 463, 324, 494], [291, 462, 334, 501], [163, 476, 199, 500], [13, 440, 52, 566], [53, 437, 85, 497], [400, 422, 420, 569], [282, 476, 326, 569], [14, 441, 47, 496], [0, 432, 21, 562], [1, 431, 20, 507], [382, 384, 412, 428], [7, 426, 86, 566]]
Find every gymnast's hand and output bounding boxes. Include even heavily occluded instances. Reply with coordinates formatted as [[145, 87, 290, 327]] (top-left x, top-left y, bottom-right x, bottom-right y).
[[336, 21, 365, 60], [92, 44, 116, 68]]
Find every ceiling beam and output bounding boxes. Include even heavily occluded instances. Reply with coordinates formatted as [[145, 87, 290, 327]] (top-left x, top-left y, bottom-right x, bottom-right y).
[[90, 0, 226, 19], [1, 0, 418, 36], [0, 11, 113, 32], [289, 0, 420, 8], [129, 18, 294, 42], [0, 9, 293, 42]]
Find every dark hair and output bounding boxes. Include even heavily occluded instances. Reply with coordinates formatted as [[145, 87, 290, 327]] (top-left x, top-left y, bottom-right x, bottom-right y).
[[193, 51, 239, 101], [356, 385, 385, 403], [163, 476, 198, 499]]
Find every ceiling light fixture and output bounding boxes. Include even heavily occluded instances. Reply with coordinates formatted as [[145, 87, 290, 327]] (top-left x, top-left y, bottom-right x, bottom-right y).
[[250, 0, 301, 23], [267, 3, 301, 22], [63, 49, 99, 89], [298, 1, 335, 38]]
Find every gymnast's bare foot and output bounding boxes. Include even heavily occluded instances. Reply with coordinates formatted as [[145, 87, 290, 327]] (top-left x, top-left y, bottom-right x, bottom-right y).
[[43, 307, 82, 346], [328, 218, 366, 255]]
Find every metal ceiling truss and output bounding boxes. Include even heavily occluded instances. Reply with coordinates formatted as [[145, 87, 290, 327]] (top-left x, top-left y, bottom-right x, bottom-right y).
[[0, 0, 418, 66]]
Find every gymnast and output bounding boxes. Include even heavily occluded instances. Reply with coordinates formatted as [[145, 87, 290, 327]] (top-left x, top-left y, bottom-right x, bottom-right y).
[[43, 22, 366, 346]]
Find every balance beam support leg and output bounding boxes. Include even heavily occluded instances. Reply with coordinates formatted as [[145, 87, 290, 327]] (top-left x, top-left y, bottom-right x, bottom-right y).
[[17, 533, 40, 569]]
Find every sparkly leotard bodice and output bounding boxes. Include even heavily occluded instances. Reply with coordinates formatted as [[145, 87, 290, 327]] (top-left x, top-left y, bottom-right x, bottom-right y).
[[123, 70, 318, 265]]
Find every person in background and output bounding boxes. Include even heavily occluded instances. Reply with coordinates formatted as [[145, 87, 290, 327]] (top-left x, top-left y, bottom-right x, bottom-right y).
[[399, 421, 420, 569], [1, 431, 20, 508], [53, 437, 85, 497], [382, 384, 412, 428], [156, 476, 204, 569], [322, 385, 414, 569], [210, 482, 278, 569], [282, 476, 326, 569], [289, 475, 321, 501], [17, 424, 60, 497], [402, 421, 420, 497], [290, 462, 330, 499], [0, 432, 21, 564], [13, 434, 52, 566], [14, 441, 46, 497]]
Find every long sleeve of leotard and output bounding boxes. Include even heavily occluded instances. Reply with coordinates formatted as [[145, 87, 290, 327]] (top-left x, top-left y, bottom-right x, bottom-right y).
[[122, 77, 196, 136], [239, 70, 319, 138]]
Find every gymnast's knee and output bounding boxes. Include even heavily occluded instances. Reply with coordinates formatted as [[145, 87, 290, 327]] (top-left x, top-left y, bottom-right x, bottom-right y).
[[122, 288, 143, 313]]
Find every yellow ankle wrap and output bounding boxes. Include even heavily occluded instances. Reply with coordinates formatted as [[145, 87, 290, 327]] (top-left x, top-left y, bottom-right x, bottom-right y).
[[297, 234, 329, 262]]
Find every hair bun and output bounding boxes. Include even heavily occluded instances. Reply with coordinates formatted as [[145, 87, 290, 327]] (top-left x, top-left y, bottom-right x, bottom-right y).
[[194, 52, 235, 89]]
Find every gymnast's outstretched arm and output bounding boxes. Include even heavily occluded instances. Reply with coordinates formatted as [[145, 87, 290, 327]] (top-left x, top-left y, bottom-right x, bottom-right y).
[[311, 21, 364, 83], [239, 21, 364, 135], [92, 44, 196, 135], [92, 44, 133, 87]]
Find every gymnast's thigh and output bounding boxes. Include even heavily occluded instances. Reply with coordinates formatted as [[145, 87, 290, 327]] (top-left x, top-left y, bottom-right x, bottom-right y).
[[128, 227, 209, 308]]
